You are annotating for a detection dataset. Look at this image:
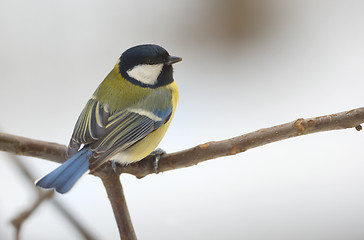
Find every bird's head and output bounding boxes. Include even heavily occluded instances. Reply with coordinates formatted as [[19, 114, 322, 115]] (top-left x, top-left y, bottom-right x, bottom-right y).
[[118, 44, 182, 88]]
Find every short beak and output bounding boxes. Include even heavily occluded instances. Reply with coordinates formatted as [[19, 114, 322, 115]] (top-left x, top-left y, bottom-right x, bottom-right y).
[[166, 56, 183, 65]]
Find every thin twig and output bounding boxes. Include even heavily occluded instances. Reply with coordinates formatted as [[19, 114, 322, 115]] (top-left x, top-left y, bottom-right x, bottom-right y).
[[51, 199, 97, 240], [11, 190, 55, 240], [99, 172, 137, 240], [7, 154, 97, 240]]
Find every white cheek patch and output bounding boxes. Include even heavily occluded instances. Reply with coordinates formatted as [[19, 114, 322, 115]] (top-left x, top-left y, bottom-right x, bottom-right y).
[[127, 63, 163, 85]]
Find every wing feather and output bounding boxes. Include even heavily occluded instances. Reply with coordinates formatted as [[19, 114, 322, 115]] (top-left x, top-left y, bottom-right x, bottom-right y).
[[67, 88, 173, 170], [67, 99, 109, 157]]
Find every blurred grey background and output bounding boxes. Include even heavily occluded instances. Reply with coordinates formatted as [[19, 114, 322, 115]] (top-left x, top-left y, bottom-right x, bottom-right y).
[[1, 0, 364, 239]]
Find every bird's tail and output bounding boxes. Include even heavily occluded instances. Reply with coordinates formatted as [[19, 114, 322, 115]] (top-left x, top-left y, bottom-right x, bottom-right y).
[[35, 146, 93, 194]]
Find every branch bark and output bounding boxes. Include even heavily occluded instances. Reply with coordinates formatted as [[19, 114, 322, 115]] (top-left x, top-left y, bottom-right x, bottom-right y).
[[1, 107, 363, 178], [99, 173, 137, 240], [0, 134, 66, 163]]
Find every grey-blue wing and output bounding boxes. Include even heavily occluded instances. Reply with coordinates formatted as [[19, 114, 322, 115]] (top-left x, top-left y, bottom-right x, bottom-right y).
[[67, 88, 173, 171], [67, 98, 109, 157], [88, 111, 158, 170]]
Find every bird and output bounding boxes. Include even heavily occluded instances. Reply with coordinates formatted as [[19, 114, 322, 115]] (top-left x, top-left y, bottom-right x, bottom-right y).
[[35, 44, 182, 194]]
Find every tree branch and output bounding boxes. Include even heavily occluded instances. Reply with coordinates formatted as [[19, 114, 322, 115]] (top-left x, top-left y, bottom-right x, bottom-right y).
[[99, 173, 137, 240], [2, 107, 363, 240], [1, 107, 363, 178], [0, 134, 66, 163]]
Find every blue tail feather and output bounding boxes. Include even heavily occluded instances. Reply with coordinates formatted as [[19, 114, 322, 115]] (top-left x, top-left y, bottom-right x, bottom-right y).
[[35, 146, 93, 194]]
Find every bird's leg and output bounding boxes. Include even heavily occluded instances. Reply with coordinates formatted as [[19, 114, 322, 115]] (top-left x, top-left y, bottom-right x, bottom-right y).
[[151, 148, 166, 174]]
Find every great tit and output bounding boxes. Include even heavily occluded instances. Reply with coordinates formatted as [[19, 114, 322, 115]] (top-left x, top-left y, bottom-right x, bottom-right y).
[[35, 44, 181, 194]]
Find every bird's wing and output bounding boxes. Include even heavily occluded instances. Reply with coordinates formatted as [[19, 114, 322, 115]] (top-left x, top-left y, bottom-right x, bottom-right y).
[[67, 98, 110, 157], [67, 88, 173, 170]]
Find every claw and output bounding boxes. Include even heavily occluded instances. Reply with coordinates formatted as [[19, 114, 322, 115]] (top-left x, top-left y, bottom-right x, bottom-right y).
[[111, 160, 117, 174], [151, 148, 166, 174], [154, 155, 160, 174]]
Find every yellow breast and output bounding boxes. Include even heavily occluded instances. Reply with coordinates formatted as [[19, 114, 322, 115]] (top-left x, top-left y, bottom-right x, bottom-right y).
[[112, 81, 179, 164]]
